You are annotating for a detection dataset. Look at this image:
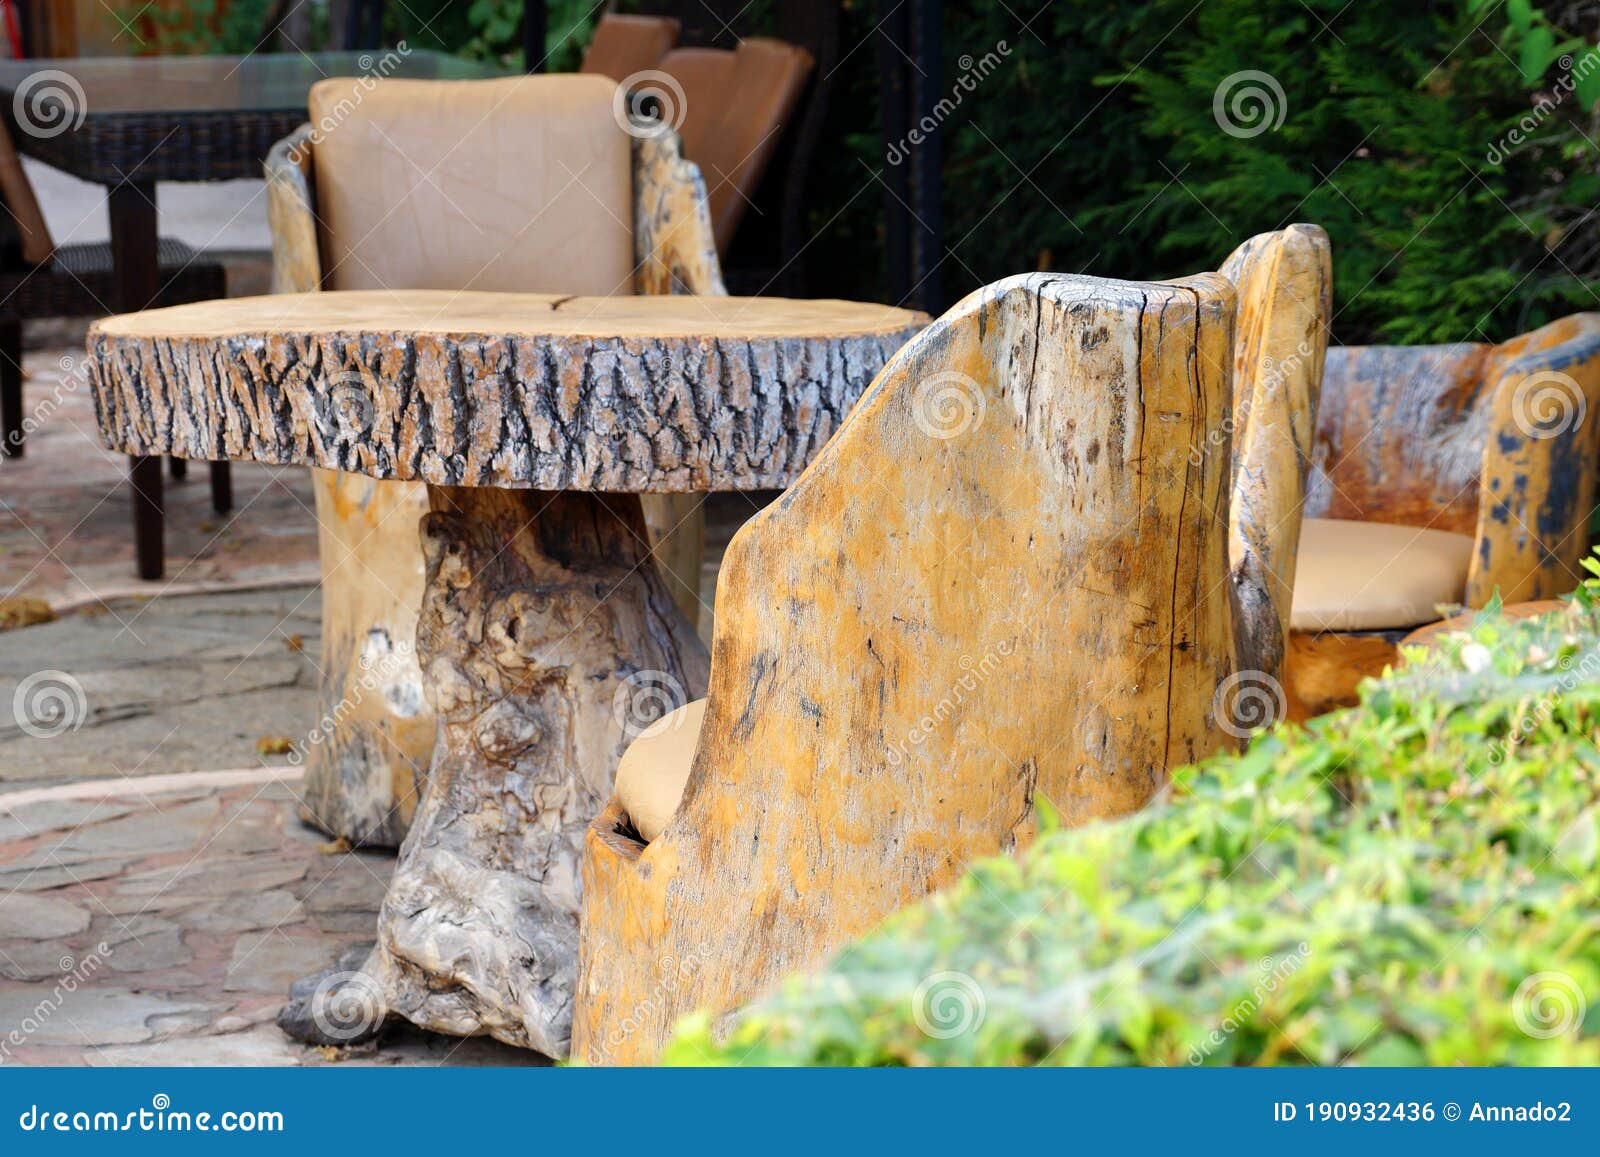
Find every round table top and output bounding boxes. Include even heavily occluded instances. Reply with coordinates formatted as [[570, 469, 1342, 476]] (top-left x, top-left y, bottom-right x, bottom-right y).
[[88, 291, 928, 493]]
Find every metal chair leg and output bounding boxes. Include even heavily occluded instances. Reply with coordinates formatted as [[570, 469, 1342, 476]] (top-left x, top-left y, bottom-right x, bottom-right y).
[[131, 455, 164, 581], [1, 319, 23, 459], [210, 462, 233, 513]]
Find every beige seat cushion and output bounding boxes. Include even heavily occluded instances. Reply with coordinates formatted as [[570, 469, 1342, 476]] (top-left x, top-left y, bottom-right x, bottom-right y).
[[614, 698, 706, 843], [1291, 517, 1474, 632], [308, 75, 633, 295]]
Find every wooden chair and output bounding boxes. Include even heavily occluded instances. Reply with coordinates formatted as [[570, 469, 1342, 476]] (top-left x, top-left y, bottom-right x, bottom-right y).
[[656, 38, 813, 255], [0, 121, 229, 547], [264, 74, 726, 847], [1286, 315, 1600, 717], [573, 271, 1239, 1065], [579, 12, 680, 82]]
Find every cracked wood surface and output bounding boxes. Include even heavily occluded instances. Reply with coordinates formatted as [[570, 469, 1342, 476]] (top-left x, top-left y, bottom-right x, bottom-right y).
[[575, 272, 1238, 1064], [87, 291, 923, 494]]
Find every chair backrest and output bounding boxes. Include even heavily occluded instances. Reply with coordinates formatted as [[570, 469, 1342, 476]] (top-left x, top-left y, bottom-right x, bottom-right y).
[[306, 75, 633, 295], [579, 12, 680, 82], [658, 37, 813, 252], [577, 271, 1239, 1062], [1306, 342, 1493, 535], [1218, 224, 1331, 677], [0, 120, 55, 267]]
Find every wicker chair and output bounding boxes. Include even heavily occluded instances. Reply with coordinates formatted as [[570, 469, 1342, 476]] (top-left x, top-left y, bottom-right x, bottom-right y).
[[0, 121, 229, 570]]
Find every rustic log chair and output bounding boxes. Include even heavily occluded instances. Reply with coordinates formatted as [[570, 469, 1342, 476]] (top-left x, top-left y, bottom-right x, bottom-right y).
[[578, 12, 681, 81], [1218, 224, 1333, 683], [573, 270, 1241, 1065], [0, 120, 229, 536], [1286, 314, 1600, 717], [264, 74, 725, 847]]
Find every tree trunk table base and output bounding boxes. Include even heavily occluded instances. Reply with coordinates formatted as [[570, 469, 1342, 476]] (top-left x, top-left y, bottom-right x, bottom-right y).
[[346, 487, 708, 1055]]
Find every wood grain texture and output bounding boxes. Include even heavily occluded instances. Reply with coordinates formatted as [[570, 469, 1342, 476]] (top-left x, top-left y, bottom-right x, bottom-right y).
[[1217, 225, 1331, 682], [264, 126, 320, 297], [574, 272, 1239, 1065], [298, 469, 433, 846], [352, 487, 707, 1056], [1283, 630, 1400, 721], [86, 291, 922, 493], [1467, 314, 1600, 604], [631, 128, 725, 299]]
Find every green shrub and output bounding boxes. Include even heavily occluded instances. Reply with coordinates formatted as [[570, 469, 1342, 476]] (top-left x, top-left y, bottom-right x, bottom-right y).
[[662, 593, 1600, 1066]]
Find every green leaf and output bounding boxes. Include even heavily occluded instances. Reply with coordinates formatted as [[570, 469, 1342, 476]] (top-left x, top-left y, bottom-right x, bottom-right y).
[[1577, 51, 1600, 108], [1520, 25, 1558, 84]]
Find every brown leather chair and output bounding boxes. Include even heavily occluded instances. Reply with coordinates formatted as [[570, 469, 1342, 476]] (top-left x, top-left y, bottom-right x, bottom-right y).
[[579, 12, 680, 82], [657, 37, 813, 253], [0, 120, 228, 556]]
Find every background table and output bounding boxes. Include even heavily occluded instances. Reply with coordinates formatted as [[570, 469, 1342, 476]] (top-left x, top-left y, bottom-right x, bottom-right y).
[[0, 51, 506, 577], [87, 288, 926, 1057]]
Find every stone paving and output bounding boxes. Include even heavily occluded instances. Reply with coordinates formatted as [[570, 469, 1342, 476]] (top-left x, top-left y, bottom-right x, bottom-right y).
[[0, 770, 541, 1066]]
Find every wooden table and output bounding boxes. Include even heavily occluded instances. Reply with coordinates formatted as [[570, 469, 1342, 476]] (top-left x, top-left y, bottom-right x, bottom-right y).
[[0, 51, 506, 577], [86, 289, 926, 1057]]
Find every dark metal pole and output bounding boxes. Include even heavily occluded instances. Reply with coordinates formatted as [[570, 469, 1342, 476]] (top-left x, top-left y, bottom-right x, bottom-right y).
[[525, 0, 548, 72], [909, 0, 943, 316], [878, 0, 912, 307]]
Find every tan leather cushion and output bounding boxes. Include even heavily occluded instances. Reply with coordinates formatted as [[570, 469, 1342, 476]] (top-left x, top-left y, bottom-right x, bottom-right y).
[[1291, 518, 1474, 632], [308, 75, 632, 295], [614, 698, 706, 843], [660, 38, 812, 252], [580, 13, 680, 83], [0, 121, 54, 265]]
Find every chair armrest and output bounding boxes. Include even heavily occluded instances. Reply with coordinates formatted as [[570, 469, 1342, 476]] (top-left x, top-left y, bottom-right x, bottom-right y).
[[1467, 314, 1600, 605], [630, 122, 725, 298], [264, 125, 322, 295]]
